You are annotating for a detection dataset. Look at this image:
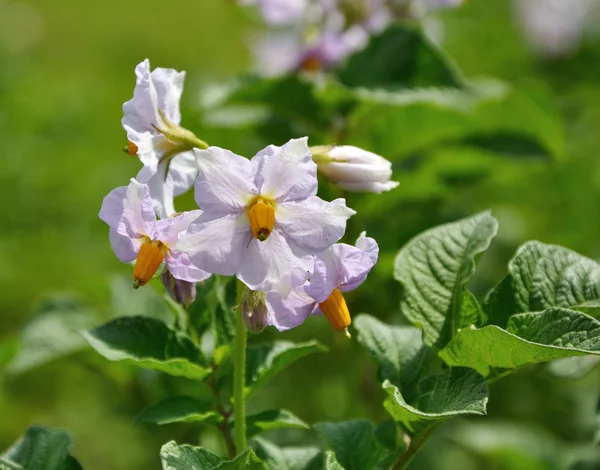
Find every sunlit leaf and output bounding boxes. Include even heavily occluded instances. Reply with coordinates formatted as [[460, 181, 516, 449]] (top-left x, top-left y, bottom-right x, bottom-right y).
[[383, 368, 488, 434], [136, 396, 221, 426], [0, 426, 82, 470], [394, 212, 498, 347], [484, 242, 600, 328], [160, 441, 263, 470], [83, 316, 210, 380], [246, 409, 309, 438], [251, 437, 321, 470], [315, 420, 384, 470], [439, 307, 600, 376]]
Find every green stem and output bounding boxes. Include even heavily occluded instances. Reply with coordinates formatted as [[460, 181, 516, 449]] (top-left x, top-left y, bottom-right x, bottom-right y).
[[486, 369, 513, 385], [233, 279, 248, 452], [391, 423, 441, 470]]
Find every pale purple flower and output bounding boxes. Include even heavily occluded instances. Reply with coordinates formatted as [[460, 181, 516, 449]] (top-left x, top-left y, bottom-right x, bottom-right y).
[[122, 59, 199, 218], [515, 0, 599, 57], [314, 145, 399, 193], [176, 137, 355, 297], [99, 179, 210, 287], [257, 0, 309, 25], [264, 232, 379, 331]]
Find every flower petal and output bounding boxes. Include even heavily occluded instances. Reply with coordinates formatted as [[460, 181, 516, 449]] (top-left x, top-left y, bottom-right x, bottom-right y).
[[337, 234, 379, 292], [122, 59, 159, 135], [265, 286, 316, 331], [166, 250, 212, 283], [193, 147, 256, 214], [304, 249, 339, 303], [277, 196, 355, 254], [253, 137, 317, 202], [167, 151, 199, 197], [238, 229, 313, 297], [149, 66, 185, 125], [99, 179, 156, 238], [175, 212, 252, 276], [144, 167, 176, 218], [109, 229, 140, 263], [150, 210, 202, 247], [122, 59, 185, 136], [335, 180, 399, 193]]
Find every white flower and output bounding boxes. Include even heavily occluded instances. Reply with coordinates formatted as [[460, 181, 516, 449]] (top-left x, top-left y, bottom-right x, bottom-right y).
[[122, 59, 204, 218], [176, 137, 355, 297], [313, 145, 399, 193]]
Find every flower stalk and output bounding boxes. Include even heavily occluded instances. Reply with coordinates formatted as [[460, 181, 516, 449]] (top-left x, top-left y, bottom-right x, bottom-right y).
[[233, 278, 248, 451]]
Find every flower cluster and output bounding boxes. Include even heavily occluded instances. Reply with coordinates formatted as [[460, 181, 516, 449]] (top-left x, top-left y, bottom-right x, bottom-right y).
[[241, 0, 464, 75], [100, 60, 395, 335]]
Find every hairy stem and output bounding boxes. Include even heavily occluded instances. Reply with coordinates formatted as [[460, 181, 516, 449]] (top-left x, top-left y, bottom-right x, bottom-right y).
[[207, 376, 236, 458], [233, 279, 248, 452], [391, 423, 441, 470]]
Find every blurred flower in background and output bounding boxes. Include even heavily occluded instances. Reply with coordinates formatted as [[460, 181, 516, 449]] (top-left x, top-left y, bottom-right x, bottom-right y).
[[240, 0, 464, 75], [515, 0, 600, 58]]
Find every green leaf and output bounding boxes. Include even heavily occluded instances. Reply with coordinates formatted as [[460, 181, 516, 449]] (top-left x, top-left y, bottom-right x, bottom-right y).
[[460, 290, 486, 328], [0, 426, 82, 470], [160, 442, 263, 470], [83, 316, 210, 380], [383, 368, 488, 433], [251, 438, 321, 470], [323, 452, 345, 470], [354, 314, 431, 402], [246, 409, 310, 438], [245, 341, 327, 398], [394, 212, 498, 347], [6, 298, 97, 374], [188, 276, 236, 347], [136, 396, 221, 426], [439, 307, 600, 376], [337, 24, 464, 90], [484, 242, 600, 328], [315, 420, 384, 470]]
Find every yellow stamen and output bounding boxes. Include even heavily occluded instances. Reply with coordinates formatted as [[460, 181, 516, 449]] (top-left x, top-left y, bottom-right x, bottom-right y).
[[125, 141, 138, 156], [319, 289, 351, 336], [133, 240, 167, 288], [247, 197, 275, 241]]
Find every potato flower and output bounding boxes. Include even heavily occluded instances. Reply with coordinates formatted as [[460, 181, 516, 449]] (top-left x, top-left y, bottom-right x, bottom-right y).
[[264, 232, 379, 336], [99, 179, 210, 288], [176, 137, 355, 297], [122, 59, 205, 217]]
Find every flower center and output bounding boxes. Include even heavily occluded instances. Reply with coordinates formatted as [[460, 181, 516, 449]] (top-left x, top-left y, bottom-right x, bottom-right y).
[[133, 239, 168, 288], [319, 288, 351, 338], [247, 196, 275, 242]]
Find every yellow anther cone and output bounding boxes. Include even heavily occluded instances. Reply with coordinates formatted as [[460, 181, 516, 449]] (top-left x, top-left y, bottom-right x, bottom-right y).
[[319, 289, 351, 335], [248, 197, 275, 241], [133, 241, 166, 288]]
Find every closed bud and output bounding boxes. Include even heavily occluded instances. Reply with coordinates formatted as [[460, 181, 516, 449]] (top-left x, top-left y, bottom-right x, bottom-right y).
[[162, 271, 197, 307], [241, 289, 270, 333], [312, 145, 399, 194]]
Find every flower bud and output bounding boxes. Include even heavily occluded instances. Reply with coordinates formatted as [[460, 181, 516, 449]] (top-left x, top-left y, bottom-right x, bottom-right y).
[[241, 289, 270, 333], [312, 145, 399, 194], [162, 271, 197, 307]]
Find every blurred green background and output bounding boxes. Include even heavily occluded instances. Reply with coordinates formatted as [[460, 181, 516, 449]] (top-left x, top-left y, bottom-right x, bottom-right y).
[[1, 0, 600, 469]]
